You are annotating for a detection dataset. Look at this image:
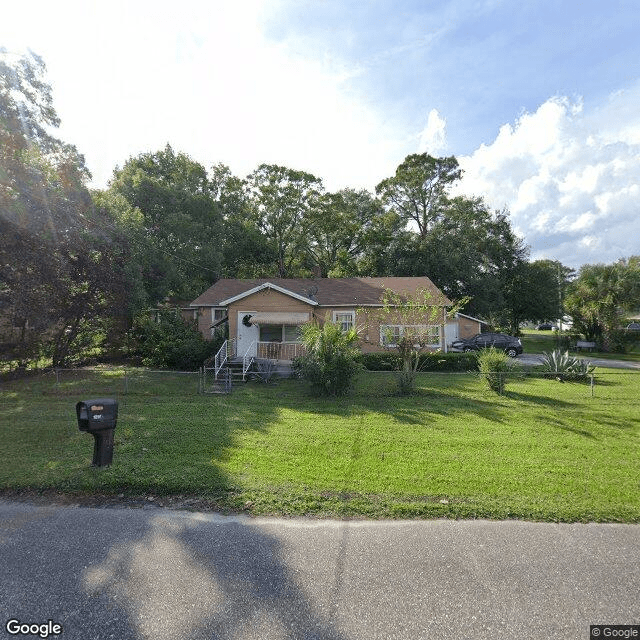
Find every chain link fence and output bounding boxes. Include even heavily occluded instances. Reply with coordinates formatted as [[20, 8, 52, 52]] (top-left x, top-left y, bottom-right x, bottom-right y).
[[469, 370, 637, 404], [38, 368, 204, 397], [1, 367, 638, 405], [358, 369, 640, 406]]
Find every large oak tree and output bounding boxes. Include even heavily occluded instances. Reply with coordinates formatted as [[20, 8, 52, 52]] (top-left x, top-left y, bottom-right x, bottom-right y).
[[375, 153, 462, 238], [107, 145, 223, 304], [1, 49, 128, 366], [247, 164, 323, 277]]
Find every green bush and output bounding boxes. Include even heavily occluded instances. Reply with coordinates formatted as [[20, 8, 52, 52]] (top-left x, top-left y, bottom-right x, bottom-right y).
[[555, 330, 584, 351], [293, 322, 361, 396], [540, 349, 595, 381], [357, 351, 478, 372], [131, 311, 222, 370], [608, 329, 639, 354], [477, 348, 520, 395], [416, 351, 479, 371], [357, 353, 402, 371]]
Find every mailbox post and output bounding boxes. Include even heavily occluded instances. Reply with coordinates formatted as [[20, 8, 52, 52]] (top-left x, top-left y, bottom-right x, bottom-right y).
[[76, 399, 118, 467]]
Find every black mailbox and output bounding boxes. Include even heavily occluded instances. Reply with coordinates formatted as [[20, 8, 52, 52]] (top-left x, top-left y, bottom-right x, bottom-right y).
[[76, 398, 118, 466]]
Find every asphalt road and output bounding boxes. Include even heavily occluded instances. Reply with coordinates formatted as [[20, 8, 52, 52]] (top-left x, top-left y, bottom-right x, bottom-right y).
[[1, 499, 639, 640]]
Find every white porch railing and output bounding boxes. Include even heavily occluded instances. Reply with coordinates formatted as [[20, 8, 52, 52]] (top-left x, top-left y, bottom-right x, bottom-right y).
[[242, 341, 256, 381], [239, 341, 305, 380], [256, 341, 305, 361], [213, 338, 235, 379], [213, 340, 228, 379]]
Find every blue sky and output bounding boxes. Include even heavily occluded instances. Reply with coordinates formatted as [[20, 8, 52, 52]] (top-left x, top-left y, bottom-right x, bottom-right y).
[[3, 0, 640, 269], [265, 0, 639, 152]]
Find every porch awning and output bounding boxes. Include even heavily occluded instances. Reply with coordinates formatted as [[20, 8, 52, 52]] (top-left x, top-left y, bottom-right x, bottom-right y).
[[248, 312, 310, 325]]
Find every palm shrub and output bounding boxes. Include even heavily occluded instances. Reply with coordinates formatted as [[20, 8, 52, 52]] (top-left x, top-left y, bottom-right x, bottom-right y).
[[540, 349, 595, 381], [293, 321, 361, 396], [477, 347, 520, 395]]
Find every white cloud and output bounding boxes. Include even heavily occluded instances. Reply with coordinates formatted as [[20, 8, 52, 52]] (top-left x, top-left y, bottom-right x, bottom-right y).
[[3, 0, 407, 192], [457, 90, 640, 268], [418, 109, 447, 155]]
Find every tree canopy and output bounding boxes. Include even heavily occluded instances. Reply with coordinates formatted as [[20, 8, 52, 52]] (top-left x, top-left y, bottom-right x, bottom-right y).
[[247, 164, 323, 277], [8, 49, 631, 368], [107, 145, 223, 305], [375, 153, 462, 238], [1, 49, 128, 367], [565, 257, 640, 348]]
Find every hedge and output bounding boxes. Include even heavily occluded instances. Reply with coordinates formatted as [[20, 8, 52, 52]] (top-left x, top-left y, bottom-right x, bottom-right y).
[[357, 351, 479, 372]]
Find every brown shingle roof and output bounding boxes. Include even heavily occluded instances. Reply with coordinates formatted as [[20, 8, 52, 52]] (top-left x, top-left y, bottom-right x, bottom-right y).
[[190, 277, 451, 307]]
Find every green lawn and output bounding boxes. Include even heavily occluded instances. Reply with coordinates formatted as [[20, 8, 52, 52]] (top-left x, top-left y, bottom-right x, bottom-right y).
[[520, 329, 640, 361], [1, 368, 639, 522], [519, 329, 561, 353]]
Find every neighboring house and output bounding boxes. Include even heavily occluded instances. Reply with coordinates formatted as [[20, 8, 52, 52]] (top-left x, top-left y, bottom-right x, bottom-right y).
[[149, 305, 198, 325], [190, 277, 451, 364], [445, 313, 487, 347]]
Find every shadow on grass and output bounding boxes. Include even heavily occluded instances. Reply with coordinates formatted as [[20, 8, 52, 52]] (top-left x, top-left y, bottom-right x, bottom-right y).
[[543, 417, 596, 439], [0, 371, 285, 498], [557, 425, 596, 438], [503, 391, 577, 409], [4, 369, 638, 503], [262, 379, 509, 426]]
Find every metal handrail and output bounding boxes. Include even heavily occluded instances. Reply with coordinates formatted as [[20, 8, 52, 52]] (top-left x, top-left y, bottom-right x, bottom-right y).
[[214, 340, 228, 379], [222, 365, 232, 393], [242, 341, 256, 381]]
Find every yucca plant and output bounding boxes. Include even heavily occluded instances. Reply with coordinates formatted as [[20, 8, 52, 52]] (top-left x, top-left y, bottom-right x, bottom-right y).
[[540, 349, 595, 381]]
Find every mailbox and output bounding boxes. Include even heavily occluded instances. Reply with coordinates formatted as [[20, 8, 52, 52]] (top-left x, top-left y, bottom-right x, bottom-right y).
[[76, 399, 118, 466]]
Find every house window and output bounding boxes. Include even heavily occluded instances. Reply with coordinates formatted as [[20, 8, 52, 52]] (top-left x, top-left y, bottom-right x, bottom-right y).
[[380, 325, 440, 347], [210, 307, 227, 336], [283, 325, 301, 342], [380, 325, 402, 347], [333, 310, 355, 332], [260, 325, 282, 342], [212, 308, 226, 322], [259, 325, 302, 343]]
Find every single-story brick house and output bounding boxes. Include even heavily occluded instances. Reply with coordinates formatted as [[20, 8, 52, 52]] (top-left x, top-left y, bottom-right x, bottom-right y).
[[189, 277, 452, 365]]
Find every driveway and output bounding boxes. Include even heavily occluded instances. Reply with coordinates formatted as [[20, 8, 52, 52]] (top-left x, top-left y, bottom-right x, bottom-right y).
[[1, 499, 639, 639]]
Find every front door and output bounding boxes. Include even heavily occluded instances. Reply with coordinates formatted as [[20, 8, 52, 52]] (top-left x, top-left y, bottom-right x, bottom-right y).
[[236, 311, 259, 358]]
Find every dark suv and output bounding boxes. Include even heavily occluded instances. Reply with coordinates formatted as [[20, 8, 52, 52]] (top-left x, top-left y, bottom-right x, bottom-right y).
[[451, 332, 523, 357]]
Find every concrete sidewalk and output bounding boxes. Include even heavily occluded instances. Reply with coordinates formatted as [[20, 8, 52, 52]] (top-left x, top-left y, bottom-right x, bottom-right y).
[[1, 499, 639, 639]]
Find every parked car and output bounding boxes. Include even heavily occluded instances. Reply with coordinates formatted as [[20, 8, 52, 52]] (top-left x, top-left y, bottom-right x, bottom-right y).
[[450, 332, 524, 357], [535, 322, 555, 330], [627, 322, 640, 331]]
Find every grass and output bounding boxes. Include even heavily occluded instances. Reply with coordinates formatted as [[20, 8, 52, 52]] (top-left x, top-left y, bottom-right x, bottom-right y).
[[519, 329, 561, 353], [520, 329, 640, 362], [1, 368, 639, 522]]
